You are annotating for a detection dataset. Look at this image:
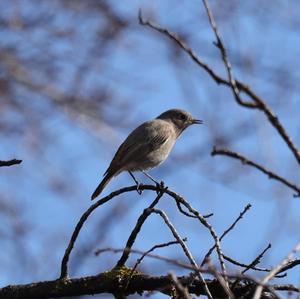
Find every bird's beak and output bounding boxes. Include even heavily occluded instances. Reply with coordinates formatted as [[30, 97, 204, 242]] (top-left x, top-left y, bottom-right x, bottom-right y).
[[191, 119, 203, 125]]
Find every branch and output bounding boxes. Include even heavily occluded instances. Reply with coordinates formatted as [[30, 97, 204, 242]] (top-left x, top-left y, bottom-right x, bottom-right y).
[[139, 9, 300, 166], [115, 200, 214, 299], [242, 243, 272, 275], [1, 266, 294, 299], [202, 0, 300, 166], [0, 272, 219, 299], [0, 159, 22, 167], [150, 208, 215, 299], [60, 184, 167, 279], [95, 247, 300, 297], [130, 240, 184, 278], [202, 203, 252, 266], [170, 191, 228, 286], [201, 0, 251, 110], [116, 189, 166, 267], [60, 184, 225, 281], [168, 272, 190, 299], [212, 147, 300, 196], [253, 241, 300, 299]]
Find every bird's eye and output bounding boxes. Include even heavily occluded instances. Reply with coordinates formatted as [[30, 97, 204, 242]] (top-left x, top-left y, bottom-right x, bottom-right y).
[[180, 114, 187, 120]]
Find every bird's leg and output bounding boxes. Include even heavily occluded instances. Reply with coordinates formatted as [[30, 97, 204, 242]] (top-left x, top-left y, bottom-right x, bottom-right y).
[[140, 170, 165, 194], [128, 171, 143, 195]]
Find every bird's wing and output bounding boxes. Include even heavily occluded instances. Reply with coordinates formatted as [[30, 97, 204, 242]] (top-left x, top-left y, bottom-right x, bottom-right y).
[[105, 120, 171, 173]]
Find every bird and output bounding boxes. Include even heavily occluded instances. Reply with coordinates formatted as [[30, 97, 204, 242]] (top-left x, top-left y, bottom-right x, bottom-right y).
[[91, 108, 203, 200]]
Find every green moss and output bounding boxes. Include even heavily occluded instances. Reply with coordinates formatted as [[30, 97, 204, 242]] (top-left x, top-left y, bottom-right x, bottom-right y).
[[102, 266, 143, 280]]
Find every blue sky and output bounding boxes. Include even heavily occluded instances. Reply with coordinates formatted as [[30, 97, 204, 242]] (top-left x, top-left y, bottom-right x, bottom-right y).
[[1, 1, 300, 298]]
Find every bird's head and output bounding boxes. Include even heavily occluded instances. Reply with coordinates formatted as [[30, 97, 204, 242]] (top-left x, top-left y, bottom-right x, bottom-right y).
[[157, 108, 203, 134]]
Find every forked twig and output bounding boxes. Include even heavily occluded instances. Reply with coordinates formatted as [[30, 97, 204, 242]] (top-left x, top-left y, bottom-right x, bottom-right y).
[[60, 184, 167, 279], [202, 203, 252, 266], [116, 189, 166, 267], [139, 8, 300, 166], [150, 208, 214, 299], [253, 241, 300, 299], [130, 239, 184, 277]]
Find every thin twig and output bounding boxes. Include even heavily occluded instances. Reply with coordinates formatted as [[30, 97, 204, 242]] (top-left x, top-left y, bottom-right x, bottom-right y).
[[276, 259, 300, 274], [201, 0, 300, 166], [212, 147, 300, 196], [139, 10, 300, 166], [116, 188, 167, 268], [130, 239, 184, 276], [202, 0, 247, 110], [223, 254, 285, 278], [170, 191, 229, 289], [96, 247, 198, 270], [253, 241, 300, 299], [206, 258, 235, 299], [231, 243, 273, 290], [150, 208, 214, 299], [202, 203, 252, 266], [176, 200, 213, 219], [0, 159, 22, 167], [138, 10, 256, 109], [168, 271, 190, 299], [242, 243, 272, 274]]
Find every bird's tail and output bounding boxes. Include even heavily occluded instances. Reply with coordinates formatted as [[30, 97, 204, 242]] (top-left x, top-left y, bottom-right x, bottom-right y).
[[91, 171, 114, 200]]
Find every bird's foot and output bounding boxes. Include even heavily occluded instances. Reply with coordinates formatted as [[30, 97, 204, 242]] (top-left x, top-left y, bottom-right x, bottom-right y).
[[128, 171, 143, 195], [156, 180, 167, 195], [136, 183, 143, 195]]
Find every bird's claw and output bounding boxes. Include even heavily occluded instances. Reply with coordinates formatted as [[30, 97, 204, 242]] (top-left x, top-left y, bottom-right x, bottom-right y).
[[136, 183, 143, 195], [155, 181, 166, 194]]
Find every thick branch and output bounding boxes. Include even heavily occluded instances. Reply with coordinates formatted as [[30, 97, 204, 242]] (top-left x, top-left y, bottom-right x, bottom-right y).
[[0, 270, 294, 299], [0, 273, 213, 299]]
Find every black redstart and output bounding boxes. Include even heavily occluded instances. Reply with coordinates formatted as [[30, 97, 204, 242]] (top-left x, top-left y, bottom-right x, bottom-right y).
[[91, 108, 203, 200]]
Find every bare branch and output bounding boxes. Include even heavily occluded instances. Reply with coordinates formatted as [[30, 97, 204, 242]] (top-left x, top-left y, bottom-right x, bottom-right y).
[[130, 239, 184, 278], [116, 189, 167, 268], [170, 192, 228, 287], [202, 203, 252, 266], [223, 254, 285, 277], [176, 200, 213, 219], [212, 147, 300, 196], [1, 268, 293, 299], [242, 243, 272, 274], [138, 10, 257, 109], [96, 247, 197, 271], [0, 159, 22, 167], [253, 241, 300, 299], [168, 272, 190, 299], [202, 0, 300, 166], [205, 258, 235, 299], [60, 184, 166, 279], [139, 9, 300, 166], [276, 259, 300, 274], [60, 184, 216, 280], [201, 0, 252, 110], [150, 208, 214, 299], [95, 247, 299, 297]]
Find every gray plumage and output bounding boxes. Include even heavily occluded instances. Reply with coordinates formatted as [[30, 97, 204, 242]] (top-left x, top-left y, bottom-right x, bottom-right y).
[[91, 108, 202, 200]]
